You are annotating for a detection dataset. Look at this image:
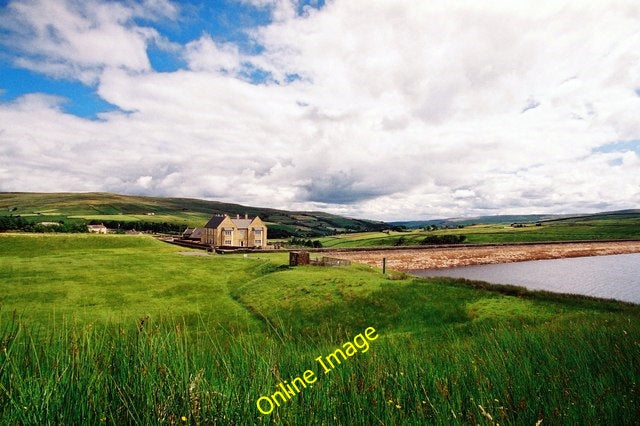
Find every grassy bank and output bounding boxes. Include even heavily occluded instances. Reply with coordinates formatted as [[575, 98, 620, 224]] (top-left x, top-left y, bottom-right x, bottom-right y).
[[1, 234, 639, 424]]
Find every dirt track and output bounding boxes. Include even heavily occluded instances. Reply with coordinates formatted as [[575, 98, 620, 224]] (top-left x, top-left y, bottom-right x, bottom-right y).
[[328, 241, 640, 270]]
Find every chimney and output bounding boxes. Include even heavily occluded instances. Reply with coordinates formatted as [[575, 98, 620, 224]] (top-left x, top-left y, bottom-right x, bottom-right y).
[[245, 213, 248, 219], [236, 214, 240, 219]]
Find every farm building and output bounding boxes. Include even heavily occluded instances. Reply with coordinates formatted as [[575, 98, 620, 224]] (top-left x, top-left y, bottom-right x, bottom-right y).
[[201, 214, 267, 248], [87, 224, 107, 234], [39, 221, 60, 227], [182, 227, 204, 241]]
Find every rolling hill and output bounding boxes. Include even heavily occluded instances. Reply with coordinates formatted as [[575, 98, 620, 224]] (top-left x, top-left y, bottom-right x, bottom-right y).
[[0, 192, 387, 237]]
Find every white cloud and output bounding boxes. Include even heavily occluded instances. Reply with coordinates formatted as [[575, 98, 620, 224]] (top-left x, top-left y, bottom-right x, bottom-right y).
[[1, 0, 640, 220], [184, 35, 244, 74], [136, 175, 153, 188], [0, 0, 177, 82]]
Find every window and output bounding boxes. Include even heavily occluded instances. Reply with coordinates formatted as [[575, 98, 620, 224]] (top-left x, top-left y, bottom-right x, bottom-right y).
[[224, 230, 232, 236], [255, 239, 262, 244], [254, 229, 262, 235], [224, 239, 232, 245]]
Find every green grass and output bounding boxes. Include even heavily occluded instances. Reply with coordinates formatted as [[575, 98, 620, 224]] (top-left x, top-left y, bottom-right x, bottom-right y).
[[0, 234, 282, 330], [1, 234, 639, 424], [67, 213, 212, 226], [318, 217, 640, 247]]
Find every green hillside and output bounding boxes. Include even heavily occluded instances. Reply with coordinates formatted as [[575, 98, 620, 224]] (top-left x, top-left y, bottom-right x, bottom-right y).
[[318, 215, 640, 247], [0, 192, 387, 237], [0, 234, 638, 423]]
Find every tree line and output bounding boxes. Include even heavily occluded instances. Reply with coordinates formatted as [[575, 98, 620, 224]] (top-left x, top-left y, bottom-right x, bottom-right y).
[[392, 234, 467, 246], [0, 216, 186, 235], [96, 220, 185, 234], [288, 237, 323, 248], [0, 216, 87, 233]]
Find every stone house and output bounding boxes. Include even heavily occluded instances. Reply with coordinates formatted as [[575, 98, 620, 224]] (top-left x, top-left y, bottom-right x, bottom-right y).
[[87, 224, 107, 234], [202, 214, 267, 248]]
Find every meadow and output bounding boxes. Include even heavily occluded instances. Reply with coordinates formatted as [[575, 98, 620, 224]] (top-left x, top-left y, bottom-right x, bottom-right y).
[[1, 234, 639, 424]]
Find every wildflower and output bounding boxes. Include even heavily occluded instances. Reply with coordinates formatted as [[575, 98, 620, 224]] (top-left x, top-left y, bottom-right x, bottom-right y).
[[181, 416, 187, 422], [395, 404, 401, 409]]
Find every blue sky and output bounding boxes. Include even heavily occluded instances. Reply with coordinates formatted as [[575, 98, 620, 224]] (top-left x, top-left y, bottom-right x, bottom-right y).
[[0, 0, 320, 118], [0, 67, 120, 117], [593, 140, 640, 155], [0, 0, 639, 220]]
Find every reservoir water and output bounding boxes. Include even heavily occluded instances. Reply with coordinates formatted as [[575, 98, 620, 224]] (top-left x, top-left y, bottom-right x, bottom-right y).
[[410, 253, 640, 304]]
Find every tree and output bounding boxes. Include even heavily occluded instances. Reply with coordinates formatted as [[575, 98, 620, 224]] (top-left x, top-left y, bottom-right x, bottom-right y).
[[393, 236, 406, 246]]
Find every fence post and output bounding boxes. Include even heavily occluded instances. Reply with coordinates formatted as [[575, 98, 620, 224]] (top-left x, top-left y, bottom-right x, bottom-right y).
[[382, 257, 386, 274]]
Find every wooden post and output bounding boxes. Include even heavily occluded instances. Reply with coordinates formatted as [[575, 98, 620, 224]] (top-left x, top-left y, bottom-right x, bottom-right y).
[[382, 257, 386, 274]]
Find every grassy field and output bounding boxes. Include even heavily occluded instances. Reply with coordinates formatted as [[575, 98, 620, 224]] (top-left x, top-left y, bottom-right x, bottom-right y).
[[317, 216, 640, 247], [1, 234, 639, 424], [66, 213, 212, 226]]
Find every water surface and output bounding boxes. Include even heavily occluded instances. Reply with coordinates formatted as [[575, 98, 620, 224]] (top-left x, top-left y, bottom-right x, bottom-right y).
[[410, 253, 640, 304]]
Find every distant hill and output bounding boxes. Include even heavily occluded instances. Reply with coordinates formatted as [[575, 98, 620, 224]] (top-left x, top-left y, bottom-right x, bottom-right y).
[[540, 209, 640, 223], [391, 210, 640, 229], [0, 192, 387, 237]]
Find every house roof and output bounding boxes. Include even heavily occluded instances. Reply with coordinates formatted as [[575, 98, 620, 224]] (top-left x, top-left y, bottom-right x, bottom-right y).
[[205, 216, 226, 228], [231, 218, 253, 228], [183, 228, 204, 239], [205, 214, 263, 229], [87, 224, 106, 229]]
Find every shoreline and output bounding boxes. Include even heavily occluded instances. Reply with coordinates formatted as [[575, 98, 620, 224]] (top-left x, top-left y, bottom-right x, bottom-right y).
[[327, 241, 640, 271]]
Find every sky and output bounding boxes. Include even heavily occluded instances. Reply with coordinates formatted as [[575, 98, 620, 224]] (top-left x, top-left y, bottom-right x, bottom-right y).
[[0, 0, 639, 221]]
